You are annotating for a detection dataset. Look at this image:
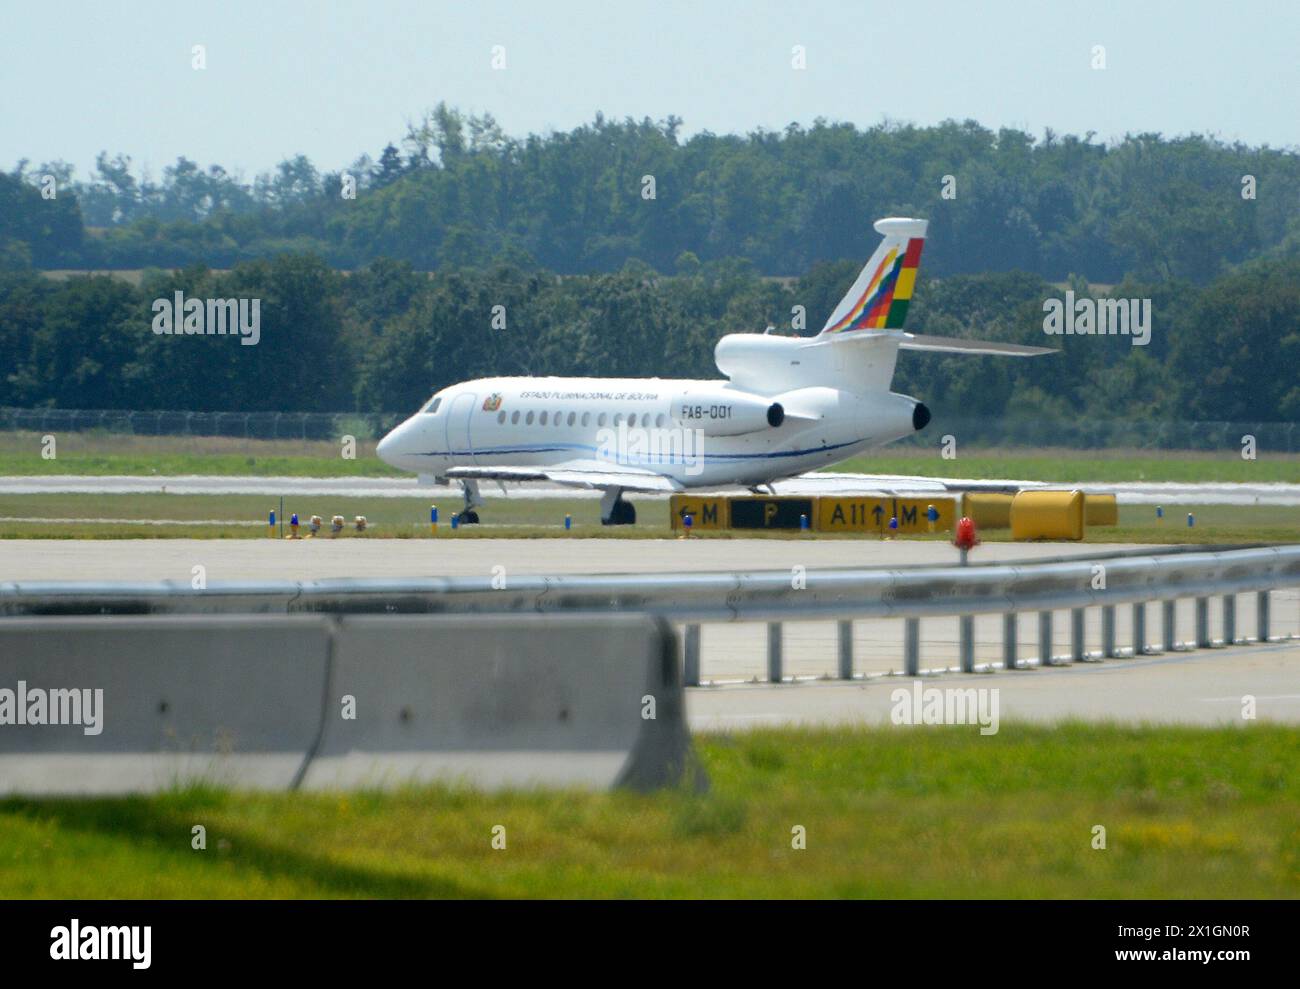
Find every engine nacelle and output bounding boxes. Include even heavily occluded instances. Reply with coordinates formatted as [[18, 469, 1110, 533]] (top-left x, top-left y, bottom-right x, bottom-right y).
[[671, 386, 784, 436]]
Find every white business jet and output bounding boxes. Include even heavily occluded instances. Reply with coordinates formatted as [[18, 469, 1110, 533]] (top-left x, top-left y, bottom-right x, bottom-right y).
[[376, 218, 1054, 524]]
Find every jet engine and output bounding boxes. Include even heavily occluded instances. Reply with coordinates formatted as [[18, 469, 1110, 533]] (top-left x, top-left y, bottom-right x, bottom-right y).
[[670, 387, 784, 436]]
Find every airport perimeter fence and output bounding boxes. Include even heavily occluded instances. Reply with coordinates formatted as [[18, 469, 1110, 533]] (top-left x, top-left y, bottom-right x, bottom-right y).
[[886, 414, 1300, 452], [0, 406, 1297, 451], [4, 544, 1297, 686], [0, 407, 404, 442]]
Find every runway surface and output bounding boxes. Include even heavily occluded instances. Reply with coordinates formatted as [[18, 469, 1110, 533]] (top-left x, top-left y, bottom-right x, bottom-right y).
[[4, 538, 1295, 727], [687, 640, 1300, 728], [5, 537, 1297, 679], [5, 473, 1300, 505], [0, 537, 1151, 581]]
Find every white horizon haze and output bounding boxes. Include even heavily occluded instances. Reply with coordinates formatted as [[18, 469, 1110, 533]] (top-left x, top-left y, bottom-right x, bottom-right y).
[[1, 0, 1297, 181]]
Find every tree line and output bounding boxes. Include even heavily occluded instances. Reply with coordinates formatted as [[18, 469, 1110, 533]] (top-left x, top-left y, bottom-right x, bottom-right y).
[[4, 105, 1299, 282], [2, 252, 1296, 423]]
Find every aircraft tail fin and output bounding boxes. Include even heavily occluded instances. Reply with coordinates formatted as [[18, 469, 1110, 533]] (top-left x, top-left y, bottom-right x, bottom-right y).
[[818, 217, 928, 335]]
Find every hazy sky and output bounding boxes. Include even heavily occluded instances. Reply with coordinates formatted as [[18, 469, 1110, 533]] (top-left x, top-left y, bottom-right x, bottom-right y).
[[3, 0, 1296, 180]]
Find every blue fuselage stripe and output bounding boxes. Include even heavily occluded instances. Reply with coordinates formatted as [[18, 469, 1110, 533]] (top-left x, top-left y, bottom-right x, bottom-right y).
[[413, 438, 864, 462]]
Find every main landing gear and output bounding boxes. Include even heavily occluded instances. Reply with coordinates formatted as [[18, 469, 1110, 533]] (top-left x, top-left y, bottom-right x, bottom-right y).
[[458, 478, 484, 524], [599, 487, 637, 526]]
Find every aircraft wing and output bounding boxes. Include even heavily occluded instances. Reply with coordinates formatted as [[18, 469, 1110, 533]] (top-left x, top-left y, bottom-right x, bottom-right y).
[[445, 460, 684, 494], [778, 471, 1042, 495]]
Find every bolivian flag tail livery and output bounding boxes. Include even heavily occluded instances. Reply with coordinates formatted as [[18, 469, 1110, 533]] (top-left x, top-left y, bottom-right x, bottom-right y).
[[820, 218, 928, 334]]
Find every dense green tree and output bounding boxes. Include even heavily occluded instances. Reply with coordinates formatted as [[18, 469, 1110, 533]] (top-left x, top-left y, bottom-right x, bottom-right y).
[[1167, 258, 1300, 421], [3, 104, 1300, 427], [21, 275, 137, 407], [9, 111, 1298, 281], [0, 171, 83, 266], [1, 254, 1296, 425]]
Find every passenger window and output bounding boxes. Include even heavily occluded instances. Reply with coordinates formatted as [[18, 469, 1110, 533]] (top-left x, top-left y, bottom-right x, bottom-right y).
[[581, 412, 590, 427], [598, 413, 607, 427], [628, 413, 637, 428], [613, 413, 623, 426], [526, 411, 534, 425], [511, 411, 520, 425], [567, 412, 576, 427], [555, 412, 562, 427], [540, 411, 548, 425], [656, 413, 666, 428], [497, 411, 506, 424]]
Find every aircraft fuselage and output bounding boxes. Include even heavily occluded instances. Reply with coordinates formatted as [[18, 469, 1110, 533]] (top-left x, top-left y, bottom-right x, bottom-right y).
[[377, 373, 927, 488]]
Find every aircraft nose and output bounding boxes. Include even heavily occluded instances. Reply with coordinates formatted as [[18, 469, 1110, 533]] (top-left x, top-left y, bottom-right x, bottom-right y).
[[376, 423, 403, 466]]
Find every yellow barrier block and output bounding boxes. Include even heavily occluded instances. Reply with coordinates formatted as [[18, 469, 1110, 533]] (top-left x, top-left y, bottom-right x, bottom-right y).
[[1010, 490, 1085, 541], [960, 492, 1014, 529], [817, 496, 957, 534], [1085, 493, 1119, 526], [669, 495, 729, 531]]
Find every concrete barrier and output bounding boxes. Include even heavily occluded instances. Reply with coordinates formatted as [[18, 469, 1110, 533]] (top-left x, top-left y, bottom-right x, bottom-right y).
[[0, 613, 698, 794], [302, 614, 697, 792], [0, 615, 332, 794]]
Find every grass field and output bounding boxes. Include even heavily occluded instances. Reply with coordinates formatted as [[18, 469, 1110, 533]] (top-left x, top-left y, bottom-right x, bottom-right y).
[[0, 491, 1289, 543], [0, 492, 1296, 543], [1, 723, 1295, 898], [836, 447, 1300, 483], [0, 431, 397, 478], [0, 492, 1295, 543], [2, 430, 1297, 483]]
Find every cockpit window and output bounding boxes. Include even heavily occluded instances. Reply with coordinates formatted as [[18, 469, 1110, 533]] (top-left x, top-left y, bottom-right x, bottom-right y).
[[422, 396, 442, 414]]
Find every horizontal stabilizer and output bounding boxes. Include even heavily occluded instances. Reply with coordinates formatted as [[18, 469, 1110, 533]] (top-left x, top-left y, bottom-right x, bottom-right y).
[[900, 333, 1057, 357]]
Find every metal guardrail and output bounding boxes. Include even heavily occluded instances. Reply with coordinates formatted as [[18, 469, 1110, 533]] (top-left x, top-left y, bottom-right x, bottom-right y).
[[2, 545, 1297, 686]]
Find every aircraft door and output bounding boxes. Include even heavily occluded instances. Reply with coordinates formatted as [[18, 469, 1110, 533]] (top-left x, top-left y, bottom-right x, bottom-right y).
[[445, 392, 476, 462]]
